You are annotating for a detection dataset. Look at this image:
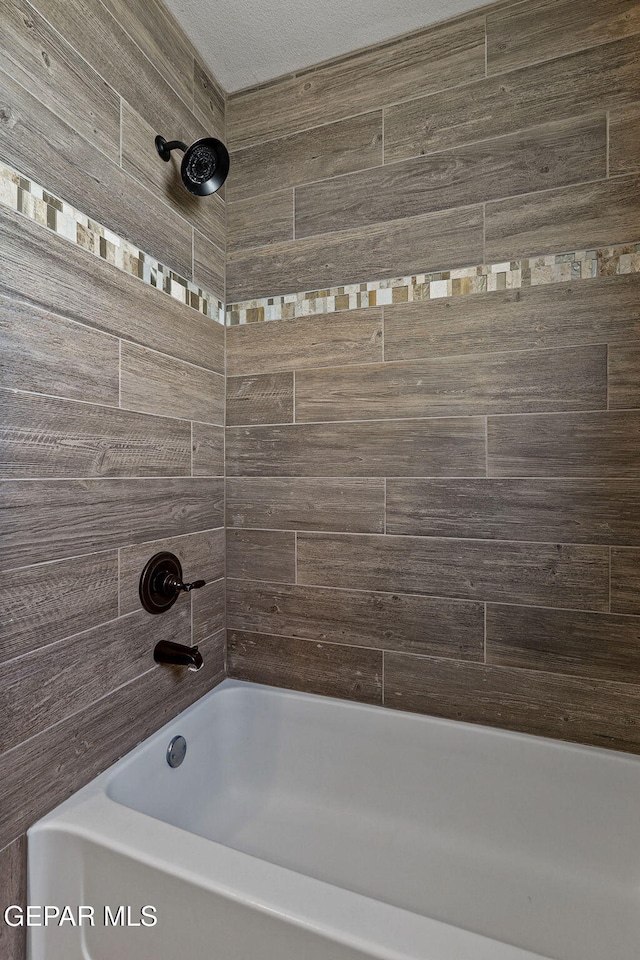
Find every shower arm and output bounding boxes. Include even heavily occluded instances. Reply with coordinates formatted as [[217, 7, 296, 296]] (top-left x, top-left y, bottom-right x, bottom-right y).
[[155, 135, 188, 161]]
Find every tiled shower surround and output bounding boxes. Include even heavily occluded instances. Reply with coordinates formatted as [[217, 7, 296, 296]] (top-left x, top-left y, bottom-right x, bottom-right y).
[[223, 0, 640, 757], [2, 0, 640, 955]]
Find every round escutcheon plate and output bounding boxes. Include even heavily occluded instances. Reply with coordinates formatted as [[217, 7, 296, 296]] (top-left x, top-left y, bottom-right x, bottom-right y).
[[139, 551, 183, 614]]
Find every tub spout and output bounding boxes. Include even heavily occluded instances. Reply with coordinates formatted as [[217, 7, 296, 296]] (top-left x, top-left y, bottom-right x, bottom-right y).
[[154, 640, 204, 672]]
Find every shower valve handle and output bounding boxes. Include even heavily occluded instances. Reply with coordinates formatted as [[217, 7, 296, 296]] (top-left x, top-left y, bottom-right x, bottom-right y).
[[163, 575, 206, 594], [182, 578, 206, 592]]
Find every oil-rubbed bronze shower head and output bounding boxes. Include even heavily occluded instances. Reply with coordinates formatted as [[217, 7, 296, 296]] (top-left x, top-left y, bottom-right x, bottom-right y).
[[155, 134, 230, 196]]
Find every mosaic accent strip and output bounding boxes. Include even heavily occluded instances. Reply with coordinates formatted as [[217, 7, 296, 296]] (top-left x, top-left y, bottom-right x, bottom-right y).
[[226, 243, 640, 326], [0, 161, 225, 325], [4, 159, 638, 331]]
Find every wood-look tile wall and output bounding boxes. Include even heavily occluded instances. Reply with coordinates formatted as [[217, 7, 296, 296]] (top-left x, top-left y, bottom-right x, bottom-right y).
[[0, 0, 226, 944], [226, 266, 640, 754], [225, 1, 640, 755], [226, 0, 640, 301]]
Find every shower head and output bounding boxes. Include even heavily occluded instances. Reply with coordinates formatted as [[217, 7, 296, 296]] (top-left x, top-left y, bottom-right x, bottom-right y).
[[155, 134, 230, 196], [181, 138, 230, 196]]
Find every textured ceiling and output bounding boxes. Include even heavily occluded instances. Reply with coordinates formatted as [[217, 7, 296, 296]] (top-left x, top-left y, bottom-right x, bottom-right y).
[[164, 0, 485, 92]]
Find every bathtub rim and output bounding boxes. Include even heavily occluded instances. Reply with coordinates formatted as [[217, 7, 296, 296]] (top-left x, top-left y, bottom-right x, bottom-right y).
[[29, 768, 554, 960], [27, 679, 640, 960]]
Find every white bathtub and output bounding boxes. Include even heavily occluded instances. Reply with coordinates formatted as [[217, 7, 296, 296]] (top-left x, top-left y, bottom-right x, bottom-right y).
[[28, 679, 640, 960]]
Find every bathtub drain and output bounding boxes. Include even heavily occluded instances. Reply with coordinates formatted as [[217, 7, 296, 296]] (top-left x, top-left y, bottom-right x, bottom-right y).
[[166, 735, 187, 768]]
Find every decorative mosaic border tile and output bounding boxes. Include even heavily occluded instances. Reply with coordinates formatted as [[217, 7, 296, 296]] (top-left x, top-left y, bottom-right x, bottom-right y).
[[5, 158, 639, 332], [0, 161, 225, 325], [226, 243, 640, 326]]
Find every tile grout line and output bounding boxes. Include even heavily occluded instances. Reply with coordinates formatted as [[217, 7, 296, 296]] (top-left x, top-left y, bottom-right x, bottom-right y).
[[3, 473, 638, 486], [0, 837, 25, 857], [224, 476, 640, 483], [0, 472, 633, 491], [484, 16, 488, 76], [225, 403, 631, 428], [383, 478, 387, 534], [483, 603, 487, 663], [226, 581, 638, 620], [484, 416, 489, 477], [226, 526, 622, 550], [116, 548, 121, 618], [223, 320, 228, 676], [119, 96, 123, 167], [222, 326, 229, 677], [0, 475, 223, 483], [482, 201, 486, 264]]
